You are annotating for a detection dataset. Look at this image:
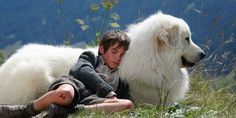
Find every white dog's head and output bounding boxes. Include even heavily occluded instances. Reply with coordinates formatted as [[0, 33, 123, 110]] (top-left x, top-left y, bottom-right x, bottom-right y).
[[121, 12, 205, 79], [154, 12, 205, 68], [119, 12, 206, 104]]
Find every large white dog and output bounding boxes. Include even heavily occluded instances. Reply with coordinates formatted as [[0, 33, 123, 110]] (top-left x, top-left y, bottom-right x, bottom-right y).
[[0, 12, 205, 105]]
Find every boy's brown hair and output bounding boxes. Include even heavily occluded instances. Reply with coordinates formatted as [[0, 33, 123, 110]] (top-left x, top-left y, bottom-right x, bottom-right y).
[[99, 30, 130, 55]]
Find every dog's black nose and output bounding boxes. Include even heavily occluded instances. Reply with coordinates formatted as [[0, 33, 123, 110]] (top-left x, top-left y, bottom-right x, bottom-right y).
[[200, 52, 206, 59]]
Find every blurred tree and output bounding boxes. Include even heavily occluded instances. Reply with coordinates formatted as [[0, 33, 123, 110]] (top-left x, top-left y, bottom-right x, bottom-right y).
[[56, 0, 73, 46], [57, 0, 120, 46], [75, 0, 120, 46], [0, 49, 3, 65]]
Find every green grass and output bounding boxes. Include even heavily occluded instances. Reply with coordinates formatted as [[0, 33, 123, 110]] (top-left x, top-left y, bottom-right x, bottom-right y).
[[68, 70, 236, 118]]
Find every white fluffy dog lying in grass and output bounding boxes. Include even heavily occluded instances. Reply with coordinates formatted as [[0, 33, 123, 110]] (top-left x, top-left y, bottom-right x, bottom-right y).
[[0, 12, 205, 105]]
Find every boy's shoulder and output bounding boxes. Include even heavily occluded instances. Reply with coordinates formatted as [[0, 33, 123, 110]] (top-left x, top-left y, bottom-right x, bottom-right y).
[[81, 51, 96, 57], [79, 51, 97, 67]]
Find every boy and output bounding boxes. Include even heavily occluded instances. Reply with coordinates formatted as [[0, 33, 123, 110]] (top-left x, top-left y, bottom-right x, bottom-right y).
[[0, 30, 133, 118]]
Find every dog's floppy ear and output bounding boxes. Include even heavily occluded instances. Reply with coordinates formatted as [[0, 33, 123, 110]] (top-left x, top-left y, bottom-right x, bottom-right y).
[[157, 24, 179, 48]]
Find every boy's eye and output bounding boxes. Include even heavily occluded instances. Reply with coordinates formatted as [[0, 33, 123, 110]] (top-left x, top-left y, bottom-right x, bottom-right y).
[[112, 50, 117, 54]]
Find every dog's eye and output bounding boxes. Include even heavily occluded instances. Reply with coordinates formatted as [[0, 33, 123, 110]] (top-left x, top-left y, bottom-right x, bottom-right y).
[[185, 37, 190, 42]]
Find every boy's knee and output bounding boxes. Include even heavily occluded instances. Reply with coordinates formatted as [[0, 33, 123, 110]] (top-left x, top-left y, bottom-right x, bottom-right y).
[[55, 84, 75, 105], [61, 89, 74, 102]]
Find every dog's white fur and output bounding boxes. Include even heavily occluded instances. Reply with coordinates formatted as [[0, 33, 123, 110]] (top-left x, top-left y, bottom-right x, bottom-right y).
[[0, 12, 204, 105]]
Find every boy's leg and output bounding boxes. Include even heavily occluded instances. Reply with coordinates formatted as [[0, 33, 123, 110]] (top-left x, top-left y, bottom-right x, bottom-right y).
[[84, 98, 134, 113], [45, 76, 86, 117], [0, 81, 75, 118], [0, 102, 38, 118], [34, 84, 75, 112]]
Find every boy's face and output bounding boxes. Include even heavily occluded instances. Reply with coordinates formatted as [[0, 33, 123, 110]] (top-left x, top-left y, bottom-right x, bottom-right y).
[[99, 43, 126, 69]]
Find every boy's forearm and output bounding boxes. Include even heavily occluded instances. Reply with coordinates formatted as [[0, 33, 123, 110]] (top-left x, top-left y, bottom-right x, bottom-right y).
[[69, 51, 115, 98], [69, 63, 114, 98]]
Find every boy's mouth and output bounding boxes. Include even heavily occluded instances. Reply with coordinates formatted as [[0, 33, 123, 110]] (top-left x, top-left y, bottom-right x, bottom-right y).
[[113, 61, 119, 65]]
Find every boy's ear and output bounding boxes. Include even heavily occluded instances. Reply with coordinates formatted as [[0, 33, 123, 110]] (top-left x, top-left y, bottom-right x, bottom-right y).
[[99, 46, 104, 54]]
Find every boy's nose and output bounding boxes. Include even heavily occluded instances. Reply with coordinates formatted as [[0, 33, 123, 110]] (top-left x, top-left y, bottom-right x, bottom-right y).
[[115, 56, 121, 62]]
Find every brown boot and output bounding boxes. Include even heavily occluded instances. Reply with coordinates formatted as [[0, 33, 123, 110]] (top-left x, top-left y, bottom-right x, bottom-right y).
[[0, 102, 39, 118]]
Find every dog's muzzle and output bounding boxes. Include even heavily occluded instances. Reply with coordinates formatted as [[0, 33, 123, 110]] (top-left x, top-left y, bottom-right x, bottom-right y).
[[181, 52, 206, 67]]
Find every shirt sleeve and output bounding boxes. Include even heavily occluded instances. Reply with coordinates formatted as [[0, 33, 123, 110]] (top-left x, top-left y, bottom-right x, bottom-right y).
[[116, 78, 133, 100], [69, 51, 114, 98]]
